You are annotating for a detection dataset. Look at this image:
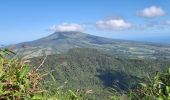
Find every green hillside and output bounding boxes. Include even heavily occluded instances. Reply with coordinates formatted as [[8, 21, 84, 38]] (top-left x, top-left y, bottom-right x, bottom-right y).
[[30, 48, 170, 99]]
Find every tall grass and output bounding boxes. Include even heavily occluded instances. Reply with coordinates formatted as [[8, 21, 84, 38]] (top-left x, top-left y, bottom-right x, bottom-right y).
[[0, 49, 87, 100], [0, 49, 44, 99], [128, 68, 170, 100]]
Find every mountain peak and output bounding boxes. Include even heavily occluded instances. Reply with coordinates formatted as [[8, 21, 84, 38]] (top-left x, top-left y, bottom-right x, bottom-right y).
[[42, 31, 86, 40], [53, 31, 82, 34]]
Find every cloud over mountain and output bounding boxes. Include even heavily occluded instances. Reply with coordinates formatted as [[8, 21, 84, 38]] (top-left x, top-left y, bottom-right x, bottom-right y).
[[49, 23, 84, 32]]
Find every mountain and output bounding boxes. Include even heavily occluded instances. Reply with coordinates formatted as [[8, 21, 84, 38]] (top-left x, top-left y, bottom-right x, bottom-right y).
[[13, 31, 170, 59], [9, 31, 170, 98]]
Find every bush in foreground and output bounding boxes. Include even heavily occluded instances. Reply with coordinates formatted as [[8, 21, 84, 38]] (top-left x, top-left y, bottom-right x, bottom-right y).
[[0, 49, 43, 99], [0, 49, 86, 100], [129, 68, 170, 100]]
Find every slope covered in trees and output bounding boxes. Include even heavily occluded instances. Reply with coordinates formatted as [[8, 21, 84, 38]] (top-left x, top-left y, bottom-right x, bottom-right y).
[[1, 48, 170, 99], [31, 48, 170, 99]]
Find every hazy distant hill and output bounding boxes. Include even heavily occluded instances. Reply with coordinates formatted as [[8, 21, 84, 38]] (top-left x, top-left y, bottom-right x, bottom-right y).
[[13, 31, 170, 59]]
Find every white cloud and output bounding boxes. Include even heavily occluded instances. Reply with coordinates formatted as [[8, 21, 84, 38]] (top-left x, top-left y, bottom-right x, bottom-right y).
[[96, 18, 132, 30], [49, 23, 84, 32], [138, 6, 165, 18]]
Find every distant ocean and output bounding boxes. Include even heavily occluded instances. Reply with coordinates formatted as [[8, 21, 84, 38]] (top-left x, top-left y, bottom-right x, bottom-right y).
[[127, 36, 170, 44]]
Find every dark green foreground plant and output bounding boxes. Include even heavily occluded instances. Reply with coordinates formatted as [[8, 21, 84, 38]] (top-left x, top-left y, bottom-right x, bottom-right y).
[[0, 49, 43, 99], [0, 49, 87, 100], [129, 68, 170, 100]]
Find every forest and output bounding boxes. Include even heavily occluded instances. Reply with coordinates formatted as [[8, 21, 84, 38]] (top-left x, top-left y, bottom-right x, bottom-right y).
[[1, 48, 170, 99]]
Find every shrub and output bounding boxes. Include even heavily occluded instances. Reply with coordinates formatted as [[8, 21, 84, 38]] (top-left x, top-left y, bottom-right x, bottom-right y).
[[0, 49, 43, 99], [0, 49, 86, 100], [130, 68, 170, 100]]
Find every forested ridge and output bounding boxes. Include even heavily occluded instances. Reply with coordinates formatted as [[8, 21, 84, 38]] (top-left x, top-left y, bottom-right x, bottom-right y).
[[30, 48, 170, 99]]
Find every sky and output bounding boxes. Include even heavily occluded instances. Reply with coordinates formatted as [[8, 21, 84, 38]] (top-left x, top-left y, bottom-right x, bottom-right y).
[[0, 0, 170, 44]]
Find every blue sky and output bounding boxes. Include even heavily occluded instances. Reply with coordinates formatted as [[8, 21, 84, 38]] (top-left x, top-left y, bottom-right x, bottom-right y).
[[0, 0, 170, 44]]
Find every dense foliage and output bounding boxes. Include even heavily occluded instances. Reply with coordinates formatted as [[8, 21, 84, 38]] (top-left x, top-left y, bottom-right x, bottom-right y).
[[0, 49, 88, 100], [31, 48, 170, 99], [130, 68, 170, 99], [0, 49, 43, 99], [1, 48, 170, 99]]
